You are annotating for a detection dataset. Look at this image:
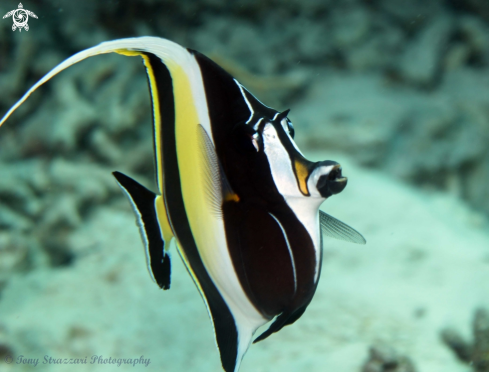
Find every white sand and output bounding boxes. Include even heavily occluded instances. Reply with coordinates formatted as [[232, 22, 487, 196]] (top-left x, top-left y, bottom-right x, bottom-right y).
[[1, 154, 488, 372]]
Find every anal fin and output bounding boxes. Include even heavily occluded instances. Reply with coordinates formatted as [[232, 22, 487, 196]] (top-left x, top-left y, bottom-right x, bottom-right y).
[[113, 171, 172, 289]]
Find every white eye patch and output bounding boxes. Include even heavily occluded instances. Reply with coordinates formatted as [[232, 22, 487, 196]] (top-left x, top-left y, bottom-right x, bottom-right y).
[[262, 123, 303, 198], [280, 118, 289, 133]]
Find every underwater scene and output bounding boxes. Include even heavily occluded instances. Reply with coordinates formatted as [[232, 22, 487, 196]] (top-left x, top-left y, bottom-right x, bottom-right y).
[[1, 0, 489, 371]]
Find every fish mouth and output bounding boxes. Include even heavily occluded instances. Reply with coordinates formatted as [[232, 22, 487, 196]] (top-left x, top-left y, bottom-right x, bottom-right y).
[[316, 163, 348, 198]]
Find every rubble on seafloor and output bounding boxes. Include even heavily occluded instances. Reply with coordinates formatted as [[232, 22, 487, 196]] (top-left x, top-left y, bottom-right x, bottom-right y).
[[441, 308, 489, 371], [361, 344, 417, 372]]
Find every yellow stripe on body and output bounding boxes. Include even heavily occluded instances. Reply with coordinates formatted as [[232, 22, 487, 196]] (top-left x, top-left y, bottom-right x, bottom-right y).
[[115, 51, 212, 305], [164, 61, 250, 319], [167, 62, 222, 273], [115, 50, 210, 306], [115, 49, 175, 252], [0, 41, 214, 298], [155, 195, 174, 249], [168, 61, 268, 347], [115, 49, 164, 192]]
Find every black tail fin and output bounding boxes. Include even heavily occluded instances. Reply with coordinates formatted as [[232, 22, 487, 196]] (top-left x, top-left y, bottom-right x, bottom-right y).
[[113, 171, 171, 289]]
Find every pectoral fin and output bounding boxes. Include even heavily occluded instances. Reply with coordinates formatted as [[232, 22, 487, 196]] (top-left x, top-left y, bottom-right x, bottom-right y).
[[319, 210, 366, 245], [113, 171, 173, 289], [197, 124, 239, 218]]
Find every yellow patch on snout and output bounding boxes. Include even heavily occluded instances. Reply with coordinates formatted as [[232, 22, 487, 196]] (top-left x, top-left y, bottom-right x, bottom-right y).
[[294, 159, 310, 196]]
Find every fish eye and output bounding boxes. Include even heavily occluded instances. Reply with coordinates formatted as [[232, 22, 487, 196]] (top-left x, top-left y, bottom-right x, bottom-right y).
[[279, 118, 295, 138], [287, 120, 295, 138]]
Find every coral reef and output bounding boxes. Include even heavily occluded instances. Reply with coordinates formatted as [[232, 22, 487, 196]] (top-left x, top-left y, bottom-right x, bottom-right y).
[[0, 50, 154, 278], [2, 0, 489, 222]]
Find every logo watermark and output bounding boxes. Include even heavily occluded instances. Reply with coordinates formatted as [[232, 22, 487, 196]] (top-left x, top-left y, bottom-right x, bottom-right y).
[[4, 354, 151, 367], [3, 3, 37, 32]]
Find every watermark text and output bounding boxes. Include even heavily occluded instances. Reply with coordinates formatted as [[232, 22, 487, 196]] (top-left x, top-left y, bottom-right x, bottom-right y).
[[5, 354, 151, 367]]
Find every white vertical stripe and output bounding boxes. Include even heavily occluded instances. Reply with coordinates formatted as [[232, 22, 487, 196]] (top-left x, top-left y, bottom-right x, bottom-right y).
[[253, 117, 264, 131], [235, 79, 254, 124], [284, 197, 323, 282], [263, 122, 322, 282]]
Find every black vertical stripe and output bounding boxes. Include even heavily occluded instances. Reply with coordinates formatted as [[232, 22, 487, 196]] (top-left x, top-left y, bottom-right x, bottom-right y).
[[143, 53, 239, 372], [141, 59, 160, 191]]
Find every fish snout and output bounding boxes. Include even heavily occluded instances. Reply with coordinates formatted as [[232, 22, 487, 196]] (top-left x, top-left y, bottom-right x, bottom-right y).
[[314, 161, 347, 198]]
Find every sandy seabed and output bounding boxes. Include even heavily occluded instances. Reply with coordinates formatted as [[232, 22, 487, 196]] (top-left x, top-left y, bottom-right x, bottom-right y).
[[1, 153, 488, 372]]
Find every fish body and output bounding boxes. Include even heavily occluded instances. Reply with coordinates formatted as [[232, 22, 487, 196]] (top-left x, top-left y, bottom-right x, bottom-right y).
[[0, 37, 365, 372]]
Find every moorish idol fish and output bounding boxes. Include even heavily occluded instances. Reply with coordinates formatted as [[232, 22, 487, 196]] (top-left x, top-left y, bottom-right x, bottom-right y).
[[0, 37, 366, 372]]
